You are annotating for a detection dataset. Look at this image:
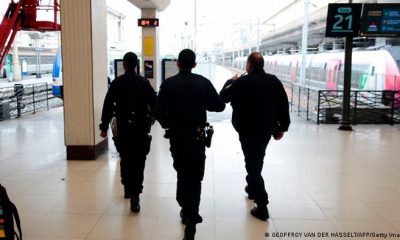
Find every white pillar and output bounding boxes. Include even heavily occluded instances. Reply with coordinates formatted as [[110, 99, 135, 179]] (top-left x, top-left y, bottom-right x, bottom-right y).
[[193, 0, 197, 53], [141, 8, 159, 90], [61, 0, 108, 160], [256, 17, 260, 52], [300, 0, 309, 86], [12, 44, 21, 81]]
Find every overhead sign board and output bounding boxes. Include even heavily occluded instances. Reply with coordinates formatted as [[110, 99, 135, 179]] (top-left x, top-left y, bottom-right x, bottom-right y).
[[325, 3, 362, 37], [360, 4, 400, 37]]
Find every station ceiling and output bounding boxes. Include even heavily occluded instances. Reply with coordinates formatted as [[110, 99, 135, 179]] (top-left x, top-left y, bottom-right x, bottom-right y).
[[127, 0, 170, 11]]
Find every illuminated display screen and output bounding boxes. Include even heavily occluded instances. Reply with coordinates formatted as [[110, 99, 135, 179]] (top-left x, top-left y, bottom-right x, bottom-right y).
[[360, 4, 400, 37], [138, 18, 159, 27]]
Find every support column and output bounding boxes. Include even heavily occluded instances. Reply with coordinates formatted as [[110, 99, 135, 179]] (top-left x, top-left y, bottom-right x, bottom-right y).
[[60, 0, 108, 160], [12, 44, 21, 81], [141, 8, 159, 90]]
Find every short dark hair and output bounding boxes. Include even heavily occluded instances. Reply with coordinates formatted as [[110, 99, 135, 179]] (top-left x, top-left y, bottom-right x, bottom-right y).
[[123, 52, 138, 69], [247, 52, 264, 70], [178, 49, 196, 69]]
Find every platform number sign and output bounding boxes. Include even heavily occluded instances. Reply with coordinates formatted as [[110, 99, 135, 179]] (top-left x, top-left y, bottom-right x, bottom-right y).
[[326, 4, 362, 37]]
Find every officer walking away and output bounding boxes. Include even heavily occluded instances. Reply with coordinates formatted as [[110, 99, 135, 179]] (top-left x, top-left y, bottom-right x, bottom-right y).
[[99, 52, 156, 213], [155, 49, 225, 240], [220, 52, 290, 221]]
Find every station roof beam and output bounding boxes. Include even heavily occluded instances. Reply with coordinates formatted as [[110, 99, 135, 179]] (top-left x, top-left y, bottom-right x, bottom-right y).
[[127, 0, 170, 11]]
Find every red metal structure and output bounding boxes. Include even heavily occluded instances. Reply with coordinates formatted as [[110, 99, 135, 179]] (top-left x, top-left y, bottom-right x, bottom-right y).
[[0, 0, 61, 69]]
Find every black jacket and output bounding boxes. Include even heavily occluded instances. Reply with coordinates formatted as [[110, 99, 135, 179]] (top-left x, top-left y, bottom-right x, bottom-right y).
[[155, 70, 225, 130], [100, 70, 156, 134], [220, 69, 290, 134]]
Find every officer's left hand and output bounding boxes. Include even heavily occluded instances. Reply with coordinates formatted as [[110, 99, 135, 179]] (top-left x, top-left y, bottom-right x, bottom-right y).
[[100, 131, 108, 138]]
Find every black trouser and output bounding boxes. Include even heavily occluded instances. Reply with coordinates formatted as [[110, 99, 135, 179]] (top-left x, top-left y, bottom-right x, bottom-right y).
[[239, 132, 271, 207], [117, 133, 151, 197], [170, 133, 205, 224]]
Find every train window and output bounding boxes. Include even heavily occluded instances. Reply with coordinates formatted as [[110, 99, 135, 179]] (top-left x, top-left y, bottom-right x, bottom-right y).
[[324, 63, 327, 69], [338, 72, 344, 87], [371, 66, 375, 76]]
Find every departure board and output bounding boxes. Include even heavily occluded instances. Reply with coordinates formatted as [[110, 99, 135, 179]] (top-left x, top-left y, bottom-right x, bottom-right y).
[[360, 4, 400, 37], [138, 18, 159, 27]]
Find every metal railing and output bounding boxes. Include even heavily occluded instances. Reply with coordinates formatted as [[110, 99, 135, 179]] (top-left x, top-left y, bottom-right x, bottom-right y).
[[283, 82, 320, 122], [0, 83, 63, 120], [282, 81, 400, 125]]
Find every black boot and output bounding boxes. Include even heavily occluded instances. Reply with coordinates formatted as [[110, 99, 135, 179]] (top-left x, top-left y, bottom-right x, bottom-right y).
[[250, 206, 269, 221], [183, 224, 196, 240], [180, 209, 188, 225], [124, 185, 131, 199], [130, 196, 140, 213], [244, 185, 254, 200]]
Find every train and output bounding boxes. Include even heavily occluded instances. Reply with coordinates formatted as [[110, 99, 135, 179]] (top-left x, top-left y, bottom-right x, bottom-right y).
[[52, 47, 62, 97], [1, 47, 56, 78], [232, 46, 400, 92], [51, 47, 127, 98]]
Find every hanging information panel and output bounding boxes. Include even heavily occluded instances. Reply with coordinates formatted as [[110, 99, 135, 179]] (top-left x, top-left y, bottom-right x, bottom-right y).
[[360, 4, 400, 37]]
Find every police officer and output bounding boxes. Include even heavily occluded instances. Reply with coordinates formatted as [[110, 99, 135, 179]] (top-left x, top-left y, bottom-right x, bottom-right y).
[[155, 49, 225, 240], [100, 52, 156, 213], [220, 52, 290, 221]]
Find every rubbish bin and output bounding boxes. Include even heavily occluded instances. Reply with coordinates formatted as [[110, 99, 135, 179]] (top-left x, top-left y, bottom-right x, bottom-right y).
[[382, 90, 393, 106], [14, 84, 24, 117], [0, 98, 11, 120]]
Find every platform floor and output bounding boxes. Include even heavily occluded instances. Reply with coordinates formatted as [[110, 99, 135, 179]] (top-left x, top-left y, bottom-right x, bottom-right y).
[[1, 107, 400, 240], [0, 74, 53, 88]]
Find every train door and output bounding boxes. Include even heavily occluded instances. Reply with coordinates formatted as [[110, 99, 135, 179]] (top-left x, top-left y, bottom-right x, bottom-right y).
[[326, 59, 340, 90], [362, 65, 375, 90], [364, 63, 386, 91], [290, 60, 298, 82], [271, 61, 277, 75], [4, 55, 13, 80]]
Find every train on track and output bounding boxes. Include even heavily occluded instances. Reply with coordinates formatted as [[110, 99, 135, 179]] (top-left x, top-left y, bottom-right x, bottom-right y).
[[232, 46, 400, 92], [2, 46, 56, 78]]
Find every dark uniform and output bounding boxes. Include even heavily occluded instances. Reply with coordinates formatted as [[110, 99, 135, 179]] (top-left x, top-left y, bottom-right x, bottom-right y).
[[155, 69, 225, 224], [220, 68, 290, 208], [100, 70, 156, 198]]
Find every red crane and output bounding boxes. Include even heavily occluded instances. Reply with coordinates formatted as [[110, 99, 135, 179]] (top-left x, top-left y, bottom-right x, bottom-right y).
[[0, 0, 61, 69]]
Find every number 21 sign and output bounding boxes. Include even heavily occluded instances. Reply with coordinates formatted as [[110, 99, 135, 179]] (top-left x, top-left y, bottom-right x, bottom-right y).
[[326, 4, 362, 37]]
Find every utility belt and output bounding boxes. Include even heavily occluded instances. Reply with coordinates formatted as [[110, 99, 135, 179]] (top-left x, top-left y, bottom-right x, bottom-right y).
[[164, 123, 214, 148], [119, 110, 153, 133]]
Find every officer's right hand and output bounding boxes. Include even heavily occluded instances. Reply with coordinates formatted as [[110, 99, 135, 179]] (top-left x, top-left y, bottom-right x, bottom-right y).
[[100, 131, 108, 138], [273, 131, 284, 140]]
